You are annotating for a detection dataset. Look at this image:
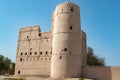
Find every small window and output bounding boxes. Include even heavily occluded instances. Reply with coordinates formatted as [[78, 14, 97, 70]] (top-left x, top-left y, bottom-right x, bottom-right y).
[[70, 26, 72, 30], [59, 55, 62, 59], [39, 33, 41, 36], [25, 52, 27, 55], [18, 70, 20, 74], [40, 52, 42, 55], [35, 52, 37, 55], [64, 48, 67, 51], [30, 52, 32, 55], [45, 51, 48, 54], [21, 53, 22, 55], [71, 7, 74, 12], [20, 58, 22, 61], [27, 36, 29, 38]]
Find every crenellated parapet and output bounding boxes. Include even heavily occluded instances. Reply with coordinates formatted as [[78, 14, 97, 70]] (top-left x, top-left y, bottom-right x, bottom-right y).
[[19, 25, 41, 32], [86, 66, 110, 68], [18, 25, 52, 42], [83, 66, 120, 80], [15, 25, 52, 76]]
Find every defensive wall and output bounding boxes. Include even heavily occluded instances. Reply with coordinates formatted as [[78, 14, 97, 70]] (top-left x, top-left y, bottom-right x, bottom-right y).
[[83, 66, 120, 80]]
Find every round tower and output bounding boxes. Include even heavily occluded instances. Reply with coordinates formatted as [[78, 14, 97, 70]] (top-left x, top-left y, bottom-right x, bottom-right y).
[[51, 2, 82, 78]]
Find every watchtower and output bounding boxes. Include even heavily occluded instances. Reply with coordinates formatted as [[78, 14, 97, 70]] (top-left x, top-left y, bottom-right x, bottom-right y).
[[51, 2, 82, 78]]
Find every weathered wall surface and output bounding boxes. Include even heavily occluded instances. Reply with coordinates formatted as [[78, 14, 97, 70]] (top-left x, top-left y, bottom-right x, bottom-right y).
[[83, 66, 120, 80], [15, 2, 120, 80], [83, 66, 112, 80], [51, 2, 82, 78], [15, 25, 52, 76], [15, 25, 87, 77], [111, 67, 120, 80]]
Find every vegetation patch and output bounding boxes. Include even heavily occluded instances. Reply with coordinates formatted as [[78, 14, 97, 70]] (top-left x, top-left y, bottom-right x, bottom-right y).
[[0, 55, 15, 75], [79, 78, 84, 80], [4, 78, 26, 80]]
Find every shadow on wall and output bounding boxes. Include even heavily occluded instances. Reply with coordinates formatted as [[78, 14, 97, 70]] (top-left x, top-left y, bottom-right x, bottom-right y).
[[83, 66, 112, 80]]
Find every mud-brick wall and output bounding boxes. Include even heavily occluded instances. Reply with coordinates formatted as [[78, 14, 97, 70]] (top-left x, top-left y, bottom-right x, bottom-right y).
[[83, 66, 120, 80]]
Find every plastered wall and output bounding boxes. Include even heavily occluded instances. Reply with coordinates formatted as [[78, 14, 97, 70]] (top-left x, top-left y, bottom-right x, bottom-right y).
[[83, 66, 120, 80], [15, 25, 52, 76], [51, 2, 82, 78]]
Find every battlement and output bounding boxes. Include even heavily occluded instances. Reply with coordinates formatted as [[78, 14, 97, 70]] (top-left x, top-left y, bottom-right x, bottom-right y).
[[83, 66, 120, 80], [40, 32, 52, 39], [20, 25, 41, 33], [85, 66, 120, 69], [18, 25, 52, 42], [55, 2, 80, 16], [86, 66, 110, 68]]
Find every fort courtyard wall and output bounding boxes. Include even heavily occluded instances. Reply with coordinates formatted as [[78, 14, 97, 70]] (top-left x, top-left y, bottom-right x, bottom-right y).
[[83, 66, 120, 80]]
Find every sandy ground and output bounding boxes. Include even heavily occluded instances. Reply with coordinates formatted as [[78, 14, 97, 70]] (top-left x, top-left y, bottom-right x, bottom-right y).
[[0, 75, 93, 80]]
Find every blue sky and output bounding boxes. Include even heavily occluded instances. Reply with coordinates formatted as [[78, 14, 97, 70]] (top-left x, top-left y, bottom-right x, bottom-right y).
[[0, 0, 120, 66]]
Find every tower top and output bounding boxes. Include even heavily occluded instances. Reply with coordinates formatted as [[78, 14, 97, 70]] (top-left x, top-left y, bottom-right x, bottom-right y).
[[54, 1, 80, 16], [56, 1, 79, 8]]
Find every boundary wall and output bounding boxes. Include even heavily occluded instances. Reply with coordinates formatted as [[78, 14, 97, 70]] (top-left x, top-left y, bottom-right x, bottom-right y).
[[83, 66, 120, 80]]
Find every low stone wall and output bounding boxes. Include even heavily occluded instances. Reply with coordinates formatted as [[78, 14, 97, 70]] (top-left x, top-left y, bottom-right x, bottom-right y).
[[83, 66, 120, 80]]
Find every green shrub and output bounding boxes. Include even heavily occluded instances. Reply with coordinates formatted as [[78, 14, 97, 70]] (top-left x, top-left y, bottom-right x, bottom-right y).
[[79, 78, 84, 80]]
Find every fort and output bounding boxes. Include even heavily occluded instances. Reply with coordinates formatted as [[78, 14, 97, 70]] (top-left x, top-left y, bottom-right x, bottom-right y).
[[15, 2, 120, 80]]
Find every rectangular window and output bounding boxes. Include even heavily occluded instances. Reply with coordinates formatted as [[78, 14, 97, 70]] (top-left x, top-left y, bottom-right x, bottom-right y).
[[64, 48, 67, 51], [40, 52, 42, 55], [35, 52, 37, 55], [25, 52, 27, 55], [39, 33, 41, 36], [30, 52, 32, 55], [70, 26, 72, 30]]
